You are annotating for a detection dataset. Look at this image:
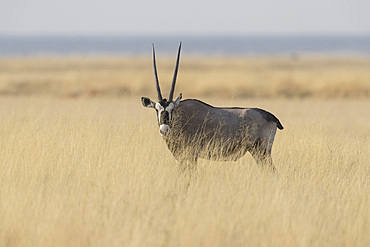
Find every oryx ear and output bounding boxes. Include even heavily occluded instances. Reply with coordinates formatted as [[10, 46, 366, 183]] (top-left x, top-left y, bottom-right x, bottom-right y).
[[141, 97, 155, 108], [173, 93, 182, 107]]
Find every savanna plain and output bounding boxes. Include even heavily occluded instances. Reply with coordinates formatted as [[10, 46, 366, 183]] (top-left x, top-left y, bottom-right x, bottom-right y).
[[0, 56, 369, 247]]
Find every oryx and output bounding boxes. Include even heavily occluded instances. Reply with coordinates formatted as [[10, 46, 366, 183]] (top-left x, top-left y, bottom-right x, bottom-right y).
[[141, 43, 283, 171]]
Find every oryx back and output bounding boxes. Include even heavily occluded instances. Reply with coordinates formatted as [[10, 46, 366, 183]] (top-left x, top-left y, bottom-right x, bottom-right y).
[[165, 99, 283, 162]]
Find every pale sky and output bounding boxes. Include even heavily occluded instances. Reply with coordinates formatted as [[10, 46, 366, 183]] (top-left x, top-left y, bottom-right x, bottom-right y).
[[0, 0, 369, 34]]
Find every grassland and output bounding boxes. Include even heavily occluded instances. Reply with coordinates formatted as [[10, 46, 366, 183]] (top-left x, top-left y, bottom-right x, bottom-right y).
[[0, 56, 369, 99], [0, 56, 369, 246]]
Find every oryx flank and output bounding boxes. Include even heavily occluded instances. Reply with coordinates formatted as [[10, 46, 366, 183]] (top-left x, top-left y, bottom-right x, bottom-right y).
[[141, 43, 283, 171]]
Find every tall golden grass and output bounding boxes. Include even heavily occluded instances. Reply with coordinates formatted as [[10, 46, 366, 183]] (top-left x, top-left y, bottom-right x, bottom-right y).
[[0, 96, 369, 246], [0, 56, 369, 99]]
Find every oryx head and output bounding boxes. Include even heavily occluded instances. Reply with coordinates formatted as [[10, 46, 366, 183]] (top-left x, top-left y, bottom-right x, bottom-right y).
[[141, 42, 182, 136]]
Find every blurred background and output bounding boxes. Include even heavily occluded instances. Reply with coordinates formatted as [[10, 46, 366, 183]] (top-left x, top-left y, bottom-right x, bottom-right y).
[[0, 0, 369, 99]]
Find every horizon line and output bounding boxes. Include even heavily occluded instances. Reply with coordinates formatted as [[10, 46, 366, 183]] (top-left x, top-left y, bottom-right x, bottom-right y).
[[1, 31, 370, 37]]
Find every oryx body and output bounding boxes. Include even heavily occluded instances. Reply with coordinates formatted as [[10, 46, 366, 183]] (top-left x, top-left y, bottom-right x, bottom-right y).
[[142, 43, 283, 171]]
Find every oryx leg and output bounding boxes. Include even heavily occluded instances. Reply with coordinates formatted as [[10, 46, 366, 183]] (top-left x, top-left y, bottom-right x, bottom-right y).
[[177, 158, 198, 172], [173, 147, 199, 172], [250, 138, 277, 172], [175, 158, 198, 194]]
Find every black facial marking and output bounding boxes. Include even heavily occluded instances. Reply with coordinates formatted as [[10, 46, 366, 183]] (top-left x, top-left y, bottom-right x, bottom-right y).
[[160, 110, 170, 125], [158, 98, 171, 108], [156, 99, 173, 126]]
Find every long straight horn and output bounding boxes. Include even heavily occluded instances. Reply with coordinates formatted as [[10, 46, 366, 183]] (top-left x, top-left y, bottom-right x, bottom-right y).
[[168, 42, 182, 102], [152, 44, 163, 101]]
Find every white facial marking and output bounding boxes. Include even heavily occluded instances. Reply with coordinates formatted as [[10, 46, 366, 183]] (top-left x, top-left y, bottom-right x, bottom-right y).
[[164, 103, 174, 122], [155, 103, 164, 111], [157, 111, 161, 123], [159, 124, 171, 136], [166, 103, 174, 112], [155, 102, 176, 127], [155, 103, 164, 123]]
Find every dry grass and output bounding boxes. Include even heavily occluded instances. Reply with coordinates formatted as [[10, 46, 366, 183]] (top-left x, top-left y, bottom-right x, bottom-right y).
[[0, 56, 369, 99], [0, 96, 369, 247]]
